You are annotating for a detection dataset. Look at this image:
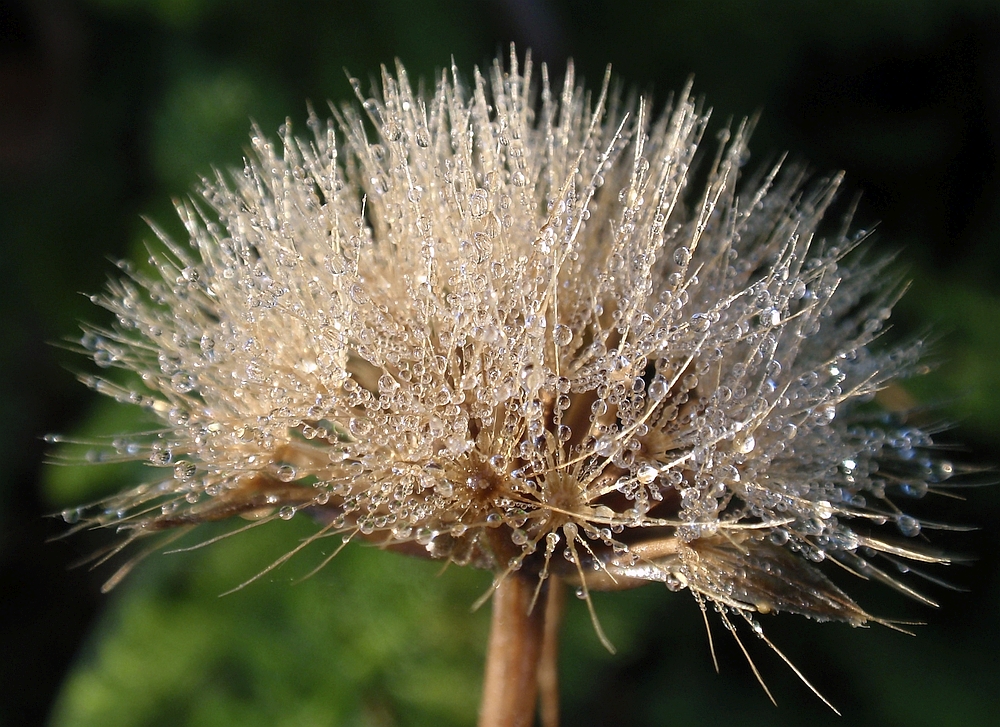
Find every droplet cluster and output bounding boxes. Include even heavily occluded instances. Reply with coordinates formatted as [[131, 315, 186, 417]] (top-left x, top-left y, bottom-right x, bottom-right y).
[[68, 49, 954, 621]]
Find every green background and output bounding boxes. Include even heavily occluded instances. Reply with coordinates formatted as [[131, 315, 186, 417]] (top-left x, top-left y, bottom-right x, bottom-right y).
[[2, 0, 998, 725]]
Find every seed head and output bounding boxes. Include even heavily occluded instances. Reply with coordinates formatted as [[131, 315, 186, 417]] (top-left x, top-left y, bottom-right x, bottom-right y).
[[66, 50, 956, 645]]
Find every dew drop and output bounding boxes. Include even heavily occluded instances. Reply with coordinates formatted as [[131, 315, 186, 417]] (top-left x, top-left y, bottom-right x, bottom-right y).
[[594, 435, 614, 456], [349, 417, 373, 437], [636, 464, 658, 485], [469, 189, 489, 218], [896, 514, 921, 537], [545, 531, 560, 552], [552, 324, 573, 346], [648, 376, 669, 401], [173, 461, 197, 481], [900, 481, 928, 498], [594, 505, 615, 522], [61, 507, 82, 524]]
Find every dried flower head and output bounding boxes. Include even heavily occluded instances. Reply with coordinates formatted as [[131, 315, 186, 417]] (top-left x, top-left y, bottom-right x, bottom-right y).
[[61, 48, 960, 715]]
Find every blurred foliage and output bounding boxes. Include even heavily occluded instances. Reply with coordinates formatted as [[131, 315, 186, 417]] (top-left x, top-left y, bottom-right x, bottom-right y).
[[2, 0, 999, 725], [48, 524, 494, 727]]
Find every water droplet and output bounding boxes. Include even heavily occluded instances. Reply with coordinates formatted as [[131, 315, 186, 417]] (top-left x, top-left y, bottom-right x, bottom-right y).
[[594, 435, 614, 456], [900, 481, 928, 498], [276, 464, 297, 482], [245, 360, 265, 383], [173, 461, 197, 481], [278, 506, 296, 520], [769, 528, 789, 545], [511, 528, 529, 546], [525, 313, 546, 338], [545, 531, 560, 552], [648, 376, 669, 401], [469, 189, 488, 218], [552, 324, 573, 346], [737, 435, 756, 454], [636, 464, 658, 485], [896, 514, 921, 537], [378, 373, 399, 394], [150, 447, 173, 465], [171, 372, 195, 393], [61, 507, 82, 524]]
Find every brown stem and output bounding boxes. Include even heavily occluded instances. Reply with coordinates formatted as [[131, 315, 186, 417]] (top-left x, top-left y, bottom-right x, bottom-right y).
[[537, 576, 564, 727], [479, 574, 546, 727]]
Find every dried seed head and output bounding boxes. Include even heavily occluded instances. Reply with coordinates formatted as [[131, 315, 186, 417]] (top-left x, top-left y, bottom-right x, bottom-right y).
[[65, 49, 957, 632]]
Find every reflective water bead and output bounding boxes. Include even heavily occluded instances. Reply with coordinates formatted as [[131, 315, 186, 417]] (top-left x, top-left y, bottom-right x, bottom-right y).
[[648, 375, 669, 400], [896, 514, 921, 537], [349, 417, 373, 437], [769, 528, 789, 545], [900, 481, 928, 498], [174, 461, 197, 481], [552, 324, 573, 346], [469, 189, 489, 218], [636, 463, 658, 485]]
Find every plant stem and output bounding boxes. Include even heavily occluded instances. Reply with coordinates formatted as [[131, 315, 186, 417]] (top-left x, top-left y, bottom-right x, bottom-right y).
[[479, 574, 547, 727], [538, 576, 564, 727]]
